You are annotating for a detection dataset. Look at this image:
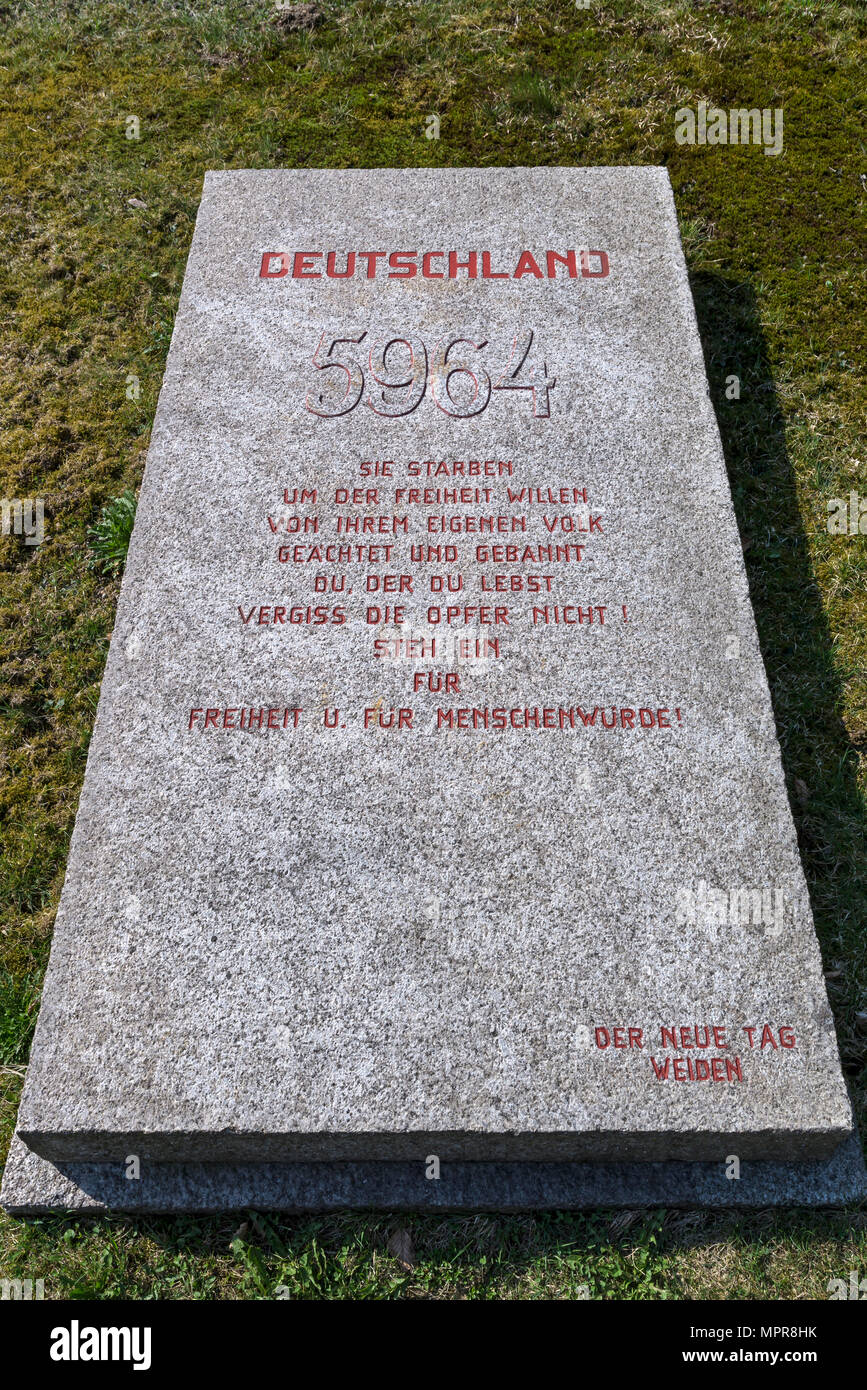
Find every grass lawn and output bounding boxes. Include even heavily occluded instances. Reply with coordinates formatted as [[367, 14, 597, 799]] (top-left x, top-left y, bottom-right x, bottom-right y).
[[0, 0, 865, 1299]]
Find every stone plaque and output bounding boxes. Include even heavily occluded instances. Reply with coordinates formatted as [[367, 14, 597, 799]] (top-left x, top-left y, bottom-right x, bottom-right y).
[[3, 168, 859, 1210]]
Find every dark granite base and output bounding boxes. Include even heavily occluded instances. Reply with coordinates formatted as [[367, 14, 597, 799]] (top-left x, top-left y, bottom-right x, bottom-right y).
[[2, 1131, 865, 1214]]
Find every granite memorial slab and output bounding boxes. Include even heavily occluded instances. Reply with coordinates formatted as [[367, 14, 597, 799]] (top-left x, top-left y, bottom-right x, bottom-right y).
[[3, 166, 862, 1212]]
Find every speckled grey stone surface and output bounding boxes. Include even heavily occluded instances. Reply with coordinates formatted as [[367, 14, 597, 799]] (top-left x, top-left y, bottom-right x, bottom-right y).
[[2, 1132, 865, 1213], [7, 169, 855, 1186]]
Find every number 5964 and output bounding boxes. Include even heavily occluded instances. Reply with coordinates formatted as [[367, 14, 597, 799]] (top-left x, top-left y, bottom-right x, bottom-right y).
[[304, 329, 555, 420]]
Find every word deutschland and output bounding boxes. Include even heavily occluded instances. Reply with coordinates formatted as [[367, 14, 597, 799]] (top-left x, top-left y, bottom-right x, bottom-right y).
[[259, 248, 610, 280]]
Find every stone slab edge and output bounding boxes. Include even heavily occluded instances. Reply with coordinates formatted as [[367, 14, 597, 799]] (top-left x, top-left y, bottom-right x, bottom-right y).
[[2, 1132, 865, 1214]]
